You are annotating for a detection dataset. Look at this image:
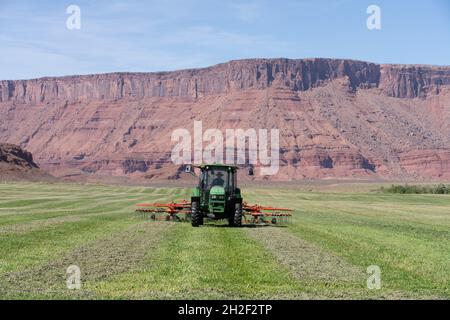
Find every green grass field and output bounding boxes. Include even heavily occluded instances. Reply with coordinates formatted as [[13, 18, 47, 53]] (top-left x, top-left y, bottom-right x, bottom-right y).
[[0, 182, 448, 299]]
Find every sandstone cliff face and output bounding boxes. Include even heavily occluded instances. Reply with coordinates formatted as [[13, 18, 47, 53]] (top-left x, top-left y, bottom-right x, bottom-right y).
[[1, 58, 450, 181], [0, 143, 38, 169], [379, 65, 450, 98], [0, 143, 55, 181], [2, 59, 449, 105], [0, 58, 381, 103]]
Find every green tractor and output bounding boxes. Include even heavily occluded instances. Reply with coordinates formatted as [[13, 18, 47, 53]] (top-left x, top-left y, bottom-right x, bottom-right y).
[[135, 164, 293, 226], [188, 164, 244, 227]]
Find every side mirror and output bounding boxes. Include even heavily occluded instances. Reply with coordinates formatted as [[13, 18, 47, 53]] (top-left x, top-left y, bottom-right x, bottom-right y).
[[247, 167, 254, 176], [184, 165, 196, 176]]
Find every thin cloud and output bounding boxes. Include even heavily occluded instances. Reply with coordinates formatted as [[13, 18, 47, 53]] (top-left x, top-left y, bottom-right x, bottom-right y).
[[232, 2, 261, 22], [0, 0, 448, 79]]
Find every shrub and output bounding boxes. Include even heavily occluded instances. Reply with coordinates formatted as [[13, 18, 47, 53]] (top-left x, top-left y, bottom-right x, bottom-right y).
[[381, 184, 450, 194]]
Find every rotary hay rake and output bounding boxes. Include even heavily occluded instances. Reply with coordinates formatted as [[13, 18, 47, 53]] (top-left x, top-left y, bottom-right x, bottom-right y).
[[136, 200, 293, 225]]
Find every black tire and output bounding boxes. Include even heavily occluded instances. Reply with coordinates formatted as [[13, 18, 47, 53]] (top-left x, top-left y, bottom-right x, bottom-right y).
[[230, 202, 242, 227], [191, 200, 202, 227]]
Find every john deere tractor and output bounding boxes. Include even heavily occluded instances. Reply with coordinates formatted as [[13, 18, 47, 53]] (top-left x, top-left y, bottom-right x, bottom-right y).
[[135, 164, 293, 226], [188, 164, 244, 227]]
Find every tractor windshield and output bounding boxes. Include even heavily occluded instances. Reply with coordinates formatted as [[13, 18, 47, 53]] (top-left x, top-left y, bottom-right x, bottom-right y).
[[199, 167, 234, 191], [207, 168, 228, 188]]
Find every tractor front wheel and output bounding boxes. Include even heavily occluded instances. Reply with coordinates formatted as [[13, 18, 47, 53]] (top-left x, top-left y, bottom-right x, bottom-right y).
[[230, 202, 242, 227], [191, 200, 202, 227]]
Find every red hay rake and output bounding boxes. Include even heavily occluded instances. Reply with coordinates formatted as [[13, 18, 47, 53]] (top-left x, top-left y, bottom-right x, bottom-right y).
[[242, 202, 293, 225], [136, 200, 293, 225], [136, 200, 192, 222]]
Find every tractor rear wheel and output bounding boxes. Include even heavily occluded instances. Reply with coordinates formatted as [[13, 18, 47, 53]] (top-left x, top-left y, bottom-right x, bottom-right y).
[[230, 202, 242, 227], [191, 200, 202, 227]]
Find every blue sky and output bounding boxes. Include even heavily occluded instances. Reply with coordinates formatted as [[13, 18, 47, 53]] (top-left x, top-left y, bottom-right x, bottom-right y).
[[0, 0, 449, 80]]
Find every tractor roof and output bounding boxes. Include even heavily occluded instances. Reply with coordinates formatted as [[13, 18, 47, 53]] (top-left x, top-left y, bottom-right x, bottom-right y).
[[196, 164, 239, 170]]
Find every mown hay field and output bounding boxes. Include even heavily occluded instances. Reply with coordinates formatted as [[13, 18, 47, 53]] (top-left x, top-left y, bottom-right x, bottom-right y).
[[0, 182, 448, 299]]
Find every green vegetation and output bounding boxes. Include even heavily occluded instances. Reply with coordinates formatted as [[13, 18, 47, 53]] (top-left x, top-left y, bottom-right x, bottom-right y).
[[381, 184, 450, 194], [0, 182, 449, 299]]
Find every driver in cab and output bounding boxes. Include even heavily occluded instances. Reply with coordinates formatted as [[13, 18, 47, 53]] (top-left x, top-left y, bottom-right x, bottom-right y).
[[211, 171, 225, 187]]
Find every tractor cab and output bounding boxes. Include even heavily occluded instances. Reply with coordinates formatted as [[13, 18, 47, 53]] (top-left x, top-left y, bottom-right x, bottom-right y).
[[189, 164, 242, 227], [199, 165, 236, 194]]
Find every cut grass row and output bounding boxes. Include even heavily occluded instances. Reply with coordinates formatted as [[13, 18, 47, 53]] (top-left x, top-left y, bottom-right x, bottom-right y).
[[0, 182, 448, 299]]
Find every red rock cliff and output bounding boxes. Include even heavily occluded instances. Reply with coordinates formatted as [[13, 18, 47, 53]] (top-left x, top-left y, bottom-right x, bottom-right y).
[[1, 58, 382, 103], [1, 58, 450, 181]]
